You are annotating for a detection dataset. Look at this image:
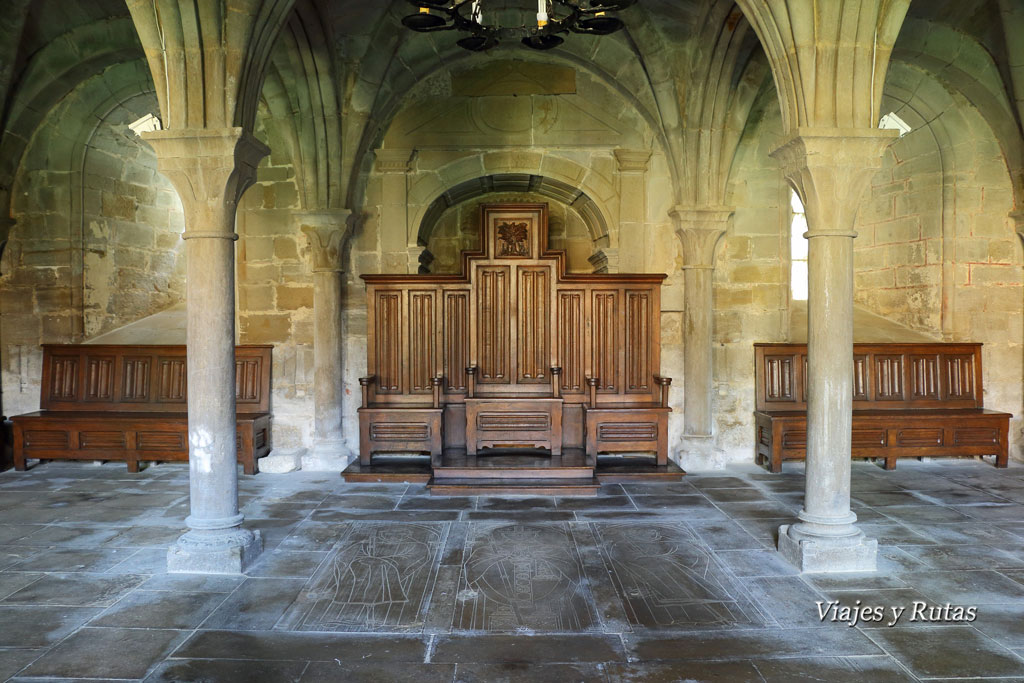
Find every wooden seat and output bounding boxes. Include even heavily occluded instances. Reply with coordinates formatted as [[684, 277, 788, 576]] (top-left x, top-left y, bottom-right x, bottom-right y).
[[11, 345, 272, 474], [754, 343, 1010, 473], [356, 203, 674, 482]]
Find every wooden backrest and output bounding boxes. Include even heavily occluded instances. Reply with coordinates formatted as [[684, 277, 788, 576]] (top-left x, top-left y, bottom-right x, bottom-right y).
[[362, 203, 667, 407], [755, 343, 985, 412], [39, 345, 272, 413]]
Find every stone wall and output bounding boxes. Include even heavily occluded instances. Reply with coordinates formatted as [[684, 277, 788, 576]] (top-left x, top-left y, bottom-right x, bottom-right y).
[[1, 65, 184, 419]]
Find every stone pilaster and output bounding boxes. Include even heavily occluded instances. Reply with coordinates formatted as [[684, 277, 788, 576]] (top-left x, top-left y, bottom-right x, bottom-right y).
[[299, 210, 353, 471], [672, 207, 731, 438], [771, 128, 897, 572], [615, 149, 651, 272], [375, 149, 416, 261], [588, 248, 619, 274], [144, 128, 267, 574]]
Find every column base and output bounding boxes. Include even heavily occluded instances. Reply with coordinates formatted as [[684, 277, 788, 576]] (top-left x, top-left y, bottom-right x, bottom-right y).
[[259, 448, 305, 473], [778, 523, 877, 573], [301, 439, 352, 472], [167, 527, 263, 575]]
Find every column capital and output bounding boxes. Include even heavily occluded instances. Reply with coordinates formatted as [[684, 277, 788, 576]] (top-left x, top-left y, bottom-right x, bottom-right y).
[[671, 205, 733, 268], [614, 149, 652, 173], [770, 129, 897, 237], [374, 148, 416, 174], [143, 127, 269, 235], [299, 209, 353, 273]]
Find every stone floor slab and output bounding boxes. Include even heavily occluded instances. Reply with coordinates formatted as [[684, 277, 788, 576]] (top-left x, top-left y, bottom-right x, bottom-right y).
[[19, 626, 188, 679], [862, 625, 1024, 678]]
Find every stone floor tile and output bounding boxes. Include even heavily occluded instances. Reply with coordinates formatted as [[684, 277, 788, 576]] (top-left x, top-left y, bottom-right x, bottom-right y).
[[553, 496, 636, 510], [20, 626, 188, 680], [475, 496, 556, 511], [201, 577, 307, 630], [857, 522, 938, 546], [876, 546, 930, 573], [951, 504, 1024, 523], [715, 549, 801, 578], [432, 634, 626, 663], [173, 630, 430, 662], [138, 573, 244, 592], [688, 520, 765, 550], [0, 571, 44, 599], [317, 493, 399, 510], [700, 487, 770, 503], [688, 476, 757, 490], [0, 525, 38, 544], [900, 570, 1024, 605], [711, 501, 798, 520], [145, 658, 309, 683], [0, 649, 41, 681], [9, 546, 141, 572], [302, 661, 457, 682], [397, 496, 477, 511], [620, 482, 699, 495], [622, 626, 883, 661], [742, 576, 832, 627], [862, 625, 1024, 678], [913, 489, 1016, 505], [606, 660, 761, 682], [0, 547, 42, 570], [102, 525, 185, 547], [853, 491, 931, 507], [968, 602, 1024, 650], [0, 605, 102, 646], [802, 572, 909, 591], [107, 547, 168, 574], [462, 510, 577, 522], [752, 655, 915, 682], [457, 662, 609, 682], [309, 509, 460, 522], [877, 505, 974, 524], [90, 589, 228, 629], [899, 543, 1024, 570], [628, 494, 721, 514], [245, 549, 329, 578], [2, 572, 146, 606]]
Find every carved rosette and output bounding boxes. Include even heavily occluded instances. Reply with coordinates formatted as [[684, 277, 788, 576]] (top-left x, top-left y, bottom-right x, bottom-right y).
[[496, 221, 529, 257]]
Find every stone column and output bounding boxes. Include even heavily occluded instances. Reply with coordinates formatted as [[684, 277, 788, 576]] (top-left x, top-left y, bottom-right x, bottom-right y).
[[672, 207, 732, 438], [144, 128, 268, 574], [771, 129, 896, 572], [615, 149, 651, 272], [299, 210, 353, 470]]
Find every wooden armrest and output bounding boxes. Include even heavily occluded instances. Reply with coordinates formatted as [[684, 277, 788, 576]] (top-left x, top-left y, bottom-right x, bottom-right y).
[[431, 375, 443, 409], [466, 365, 477, 398], [586, 376, 598, 407], [654, 375, 672, 407], [550, 366, 561, 399], [359, 376, 375, 408]]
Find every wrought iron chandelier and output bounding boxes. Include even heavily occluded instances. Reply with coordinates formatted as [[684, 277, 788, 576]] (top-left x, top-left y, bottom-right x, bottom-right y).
[[401, 0, 637, 52]]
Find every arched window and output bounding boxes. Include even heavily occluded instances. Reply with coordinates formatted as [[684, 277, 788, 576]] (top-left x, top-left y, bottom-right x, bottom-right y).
[[790, 190, 808, 301]]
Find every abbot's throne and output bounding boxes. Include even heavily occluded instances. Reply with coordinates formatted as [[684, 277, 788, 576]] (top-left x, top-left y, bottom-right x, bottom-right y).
[[356, 203, 675, 492]]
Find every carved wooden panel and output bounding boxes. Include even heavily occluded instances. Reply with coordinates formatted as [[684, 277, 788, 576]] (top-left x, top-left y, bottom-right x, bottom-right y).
[[121, 358, 151, 402], [137, 432, 186, 450], [25, 430, 69, 448], [954, 427, 998, 445], [84, 357, 115, 401], [896, 429, 943, 447], [477, 412, 551, 431], [370, 423, 431, 441], [236, 359, 261, 403], [477, 266, 510, 384], [79, 431, 127, 449], [625, 290, 652, 393], [496, 220, 530, 257], [874, 355, 904, 401], [409, 291, 437, 393], [158, 359, 187, 402], [592, 290, 619, 392], [943, 354, 976, 401], [49, 356, 79, 401], [910, 355, 939, 400], [782, 431, 807, 447], [852, 430, 887, 447], [376, 291, 402, 393], [444, 291, 469, 393], [598, 422, 658, 441], [517, 268, 550, 383], [852, 355, 869, 401], [763, 355, 795, 403], [557, 291, 584, 393]]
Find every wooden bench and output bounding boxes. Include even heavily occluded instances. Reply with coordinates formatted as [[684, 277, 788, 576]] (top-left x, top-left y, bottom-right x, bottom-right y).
[[11, 344, 272, 474], [754, 343, 1011, 473]]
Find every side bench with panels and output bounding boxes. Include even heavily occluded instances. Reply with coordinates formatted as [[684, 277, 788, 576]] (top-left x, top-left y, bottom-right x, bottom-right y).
[[11, 344, 272, 474], [754, 343, 1010, 473]]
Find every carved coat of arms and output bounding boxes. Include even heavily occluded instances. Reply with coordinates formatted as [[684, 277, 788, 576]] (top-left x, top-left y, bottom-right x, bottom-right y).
[[496, 221, 529, 256]]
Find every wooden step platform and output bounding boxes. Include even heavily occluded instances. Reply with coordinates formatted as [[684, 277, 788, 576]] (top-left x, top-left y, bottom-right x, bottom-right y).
[[432, 450, 595, 480], [427, 477, 601, 496]]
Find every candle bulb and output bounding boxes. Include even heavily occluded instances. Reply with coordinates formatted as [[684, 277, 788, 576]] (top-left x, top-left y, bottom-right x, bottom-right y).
[[538, 0, 548, 26], [472, 0, 482, 24]]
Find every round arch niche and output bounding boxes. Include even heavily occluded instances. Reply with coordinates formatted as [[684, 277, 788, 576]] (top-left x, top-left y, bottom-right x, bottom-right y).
[[417, 174, 609, 274]]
